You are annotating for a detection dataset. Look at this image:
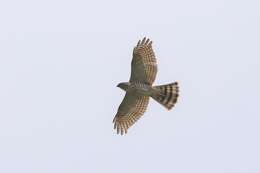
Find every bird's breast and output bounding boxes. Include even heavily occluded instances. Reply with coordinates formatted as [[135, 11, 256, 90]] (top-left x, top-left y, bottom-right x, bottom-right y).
[[129, 82, 153, 96]]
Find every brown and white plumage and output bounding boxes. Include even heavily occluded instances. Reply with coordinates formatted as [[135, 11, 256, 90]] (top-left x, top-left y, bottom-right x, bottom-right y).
[[130, 37, 157, 85], [113, 37, 179, 135], [113, 94, 149, 135], [151, 82, 179, 110]]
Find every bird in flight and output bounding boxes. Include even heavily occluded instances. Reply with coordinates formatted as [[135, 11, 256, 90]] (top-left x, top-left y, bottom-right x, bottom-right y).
[[113, 37, 179, 135]]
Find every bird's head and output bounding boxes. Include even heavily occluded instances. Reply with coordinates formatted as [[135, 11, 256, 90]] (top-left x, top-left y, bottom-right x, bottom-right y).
[[117, 82, 130, 91]]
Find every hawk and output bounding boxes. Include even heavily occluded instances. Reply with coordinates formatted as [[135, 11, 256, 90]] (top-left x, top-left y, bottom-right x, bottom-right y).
[[113, 37, 179, 135]]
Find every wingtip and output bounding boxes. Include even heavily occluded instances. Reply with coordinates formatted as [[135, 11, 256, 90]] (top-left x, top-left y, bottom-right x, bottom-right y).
[[137, 40, 141, 46], [136, 37, 153, 47], [141, 37, 146, 44], [145, 38, 150, 45]]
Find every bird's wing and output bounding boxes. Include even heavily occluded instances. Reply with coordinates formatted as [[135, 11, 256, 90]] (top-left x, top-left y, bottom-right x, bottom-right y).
[[130, 37, 157, 85], [113, 92, 149, 135]]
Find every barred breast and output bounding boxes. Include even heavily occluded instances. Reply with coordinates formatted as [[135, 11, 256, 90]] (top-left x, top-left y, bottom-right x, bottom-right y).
[[129, 82, 153, 96]]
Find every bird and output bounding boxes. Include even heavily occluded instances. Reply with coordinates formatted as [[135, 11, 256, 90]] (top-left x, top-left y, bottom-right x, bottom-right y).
[[113, 37, 179, 135]]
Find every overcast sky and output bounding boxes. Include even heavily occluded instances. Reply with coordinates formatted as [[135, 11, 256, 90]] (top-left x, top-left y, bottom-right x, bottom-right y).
[[0, 0, 259, 172]]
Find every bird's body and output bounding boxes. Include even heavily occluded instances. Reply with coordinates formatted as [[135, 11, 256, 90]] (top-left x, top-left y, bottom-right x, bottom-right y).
[[118, 82, 154, 96], [113, 37, 179, 135]]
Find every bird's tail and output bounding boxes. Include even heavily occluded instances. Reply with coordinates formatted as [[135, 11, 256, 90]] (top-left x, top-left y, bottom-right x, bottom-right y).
[[151, 82, 179, 110]]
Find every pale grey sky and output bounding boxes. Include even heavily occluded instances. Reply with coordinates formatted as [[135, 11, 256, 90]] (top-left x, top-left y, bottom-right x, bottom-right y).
[[0, 0, 259, 172]]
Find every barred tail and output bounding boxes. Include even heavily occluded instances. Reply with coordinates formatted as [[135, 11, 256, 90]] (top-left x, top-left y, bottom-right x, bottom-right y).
[[151, 82, 179, 110]]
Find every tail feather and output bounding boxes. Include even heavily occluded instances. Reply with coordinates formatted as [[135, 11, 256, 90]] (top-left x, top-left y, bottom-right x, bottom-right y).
[[152, 82, 179, 110]]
